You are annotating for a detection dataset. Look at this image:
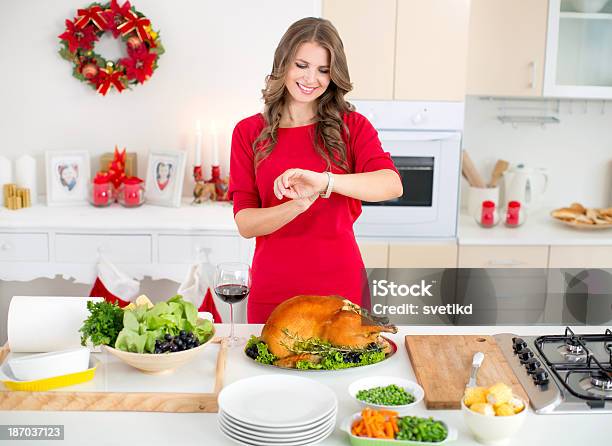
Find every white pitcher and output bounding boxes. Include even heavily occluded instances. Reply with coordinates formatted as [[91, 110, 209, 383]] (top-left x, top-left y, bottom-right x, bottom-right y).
[[503, 164, 548, 212]]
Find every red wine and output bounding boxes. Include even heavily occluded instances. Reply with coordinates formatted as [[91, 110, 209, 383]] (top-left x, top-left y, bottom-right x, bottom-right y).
[[214, 284, 250, 304]]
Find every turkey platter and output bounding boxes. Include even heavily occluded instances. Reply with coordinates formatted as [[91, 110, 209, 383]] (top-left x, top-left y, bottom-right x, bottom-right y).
[[245, 295, 398, 370]]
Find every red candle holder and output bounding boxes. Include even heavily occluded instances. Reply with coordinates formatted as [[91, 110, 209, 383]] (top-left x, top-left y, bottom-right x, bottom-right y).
[[117, 177, 144, 207], [91, 174, 113, 207], [477, 200, 499, 228], [505, 200, 525, 227]]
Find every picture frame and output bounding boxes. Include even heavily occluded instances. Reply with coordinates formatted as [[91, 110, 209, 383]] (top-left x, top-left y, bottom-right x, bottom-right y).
[[144, 151, 186, 207], [45, 150, 91, 206]]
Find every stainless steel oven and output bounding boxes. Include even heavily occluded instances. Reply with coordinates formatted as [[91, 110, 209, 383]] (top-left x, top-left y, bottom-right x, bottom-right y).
[[352, 101, 464, 238]]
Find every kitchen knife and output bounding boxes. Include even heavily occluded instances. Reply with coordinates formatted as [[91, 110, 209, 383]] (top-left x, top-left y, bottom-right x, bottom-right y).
[[466, 351, 485, 388]]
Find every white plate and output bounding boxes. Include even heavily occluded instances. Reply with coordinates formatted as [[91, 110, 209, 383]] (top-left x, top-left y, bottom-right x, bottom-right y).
[[219, 412, 335, 440], [218, 375, 337, 428], [348, 376, 425, 413], [220, 407, 336, 433], [220, 409, 336, 435], [218, 418, 334, 446], [219, 416, 335, 443]]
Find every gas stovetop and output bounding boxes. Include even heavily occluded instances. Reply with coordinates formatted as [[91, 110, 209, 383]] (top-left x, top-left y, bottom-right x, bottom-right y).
[[495, 327, 612, 414]]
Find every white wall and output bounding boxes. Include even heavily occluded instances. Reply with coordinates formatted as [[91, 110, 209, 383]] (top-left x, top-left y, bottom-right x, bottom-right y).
[[0, 0, 319, 338], [0, 0, 319, 194], [462, 96, 612, 209]]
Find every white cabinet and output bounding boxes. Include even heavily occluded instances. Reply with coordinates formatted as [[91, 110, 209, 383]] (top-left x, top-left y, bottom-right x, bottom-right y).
[[548, 246, 612, 268], [543, 0, 612, 98], [323, 0, 471, 101], [466, 0, 549, 97], [322, 0, 396, 100], [357, 241, 389, 268], [0, 233, 48, 262], [389, 242, 458, 268], [458, 245, 549, 268], [158, 235, 242, 264], [395, 0, 471, 101], [55, 234, 152, 264]]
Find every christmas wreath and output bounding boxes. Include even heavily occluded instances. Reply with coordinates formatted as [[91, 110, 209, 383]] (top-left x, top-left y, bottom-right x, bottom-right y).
[[58, 0, 164, 96]]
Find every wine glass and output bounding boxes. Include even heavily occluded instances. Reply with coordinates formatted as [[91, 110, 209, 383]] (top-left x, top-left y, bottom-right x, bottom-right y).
[[214, 262, 251, 347]]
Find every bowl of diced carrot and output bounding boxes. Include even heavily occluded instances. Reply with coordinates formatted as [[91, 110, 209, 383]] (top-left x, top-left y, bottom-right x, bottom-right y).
[[342, 408, 457, 445]]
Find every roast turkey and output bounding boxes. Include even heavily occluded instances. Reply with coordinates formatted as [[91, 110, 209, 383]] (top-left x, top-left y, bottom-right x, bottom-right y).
[[260, 295, 397, 366]]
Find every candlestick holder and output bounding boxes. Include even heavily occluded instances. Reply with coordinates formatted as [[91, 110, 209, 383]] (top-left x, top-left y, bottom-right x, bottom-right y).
[[208, 165, 229, 201], [192, 165, 216, 204]]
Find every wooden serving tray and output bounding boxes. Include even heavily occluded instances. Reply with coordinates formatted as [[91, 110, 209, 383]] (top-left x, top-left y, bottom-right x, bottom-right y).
[[0, 338, 228, 413]]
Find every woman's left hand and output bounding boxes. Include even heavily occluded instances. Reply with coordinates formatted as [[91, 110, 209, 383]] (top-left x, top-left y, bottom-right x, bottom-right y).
[[273, 169, 327, 200]]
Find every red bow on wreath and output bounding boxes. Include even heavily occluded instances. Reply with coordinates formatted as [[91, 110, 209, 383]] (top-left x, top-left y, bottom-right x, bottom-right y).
[[75, 5, 108, 30], [97, 68, 125, 96], [117, 9, 151, 43]]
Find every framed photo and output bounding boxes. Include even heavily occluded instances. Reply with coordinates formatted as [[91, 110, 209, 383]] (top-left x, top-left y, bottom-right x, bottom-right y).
[[45, 150, 91, 206], [144, 151, 186, 207]]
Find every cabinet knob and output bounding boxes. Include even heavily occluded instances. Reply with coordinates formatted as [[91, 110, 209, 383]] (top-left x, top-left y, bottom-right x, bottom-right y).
[[0, 242, 10, 251]]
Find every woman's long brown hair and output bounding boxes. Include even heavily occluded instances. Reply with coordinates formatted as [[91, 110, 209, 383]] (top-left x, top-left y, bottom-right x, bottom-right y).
[[253, 17, 354, 172]]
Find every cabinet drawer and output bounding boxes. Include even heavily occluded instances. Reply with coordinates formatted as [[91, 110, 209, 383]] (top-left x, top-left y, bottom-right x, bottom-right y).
[[389, 243, 457, 268], [549, 246, 612, 268], [55, 234, 151, 263], [0, 233, 48, 262], [458, 245, 549, 268], [158, 235, 241, 264]]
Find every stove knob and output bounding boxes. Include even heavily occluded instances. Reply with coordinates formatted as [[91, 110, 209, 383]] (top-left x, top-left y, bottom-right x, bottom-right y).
[[514, 347, 529, 357], [518, 349, 534, 362], [524, 357, 541, 372], [513, 338, 527, 353], [532, 368, 549, 385]]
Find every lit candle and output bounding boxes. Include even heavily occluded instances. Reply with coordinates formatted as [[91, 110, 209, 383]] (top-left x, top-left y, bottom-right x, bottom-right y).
[[194, 119, 202, 167], [211, 120, 219, 166]]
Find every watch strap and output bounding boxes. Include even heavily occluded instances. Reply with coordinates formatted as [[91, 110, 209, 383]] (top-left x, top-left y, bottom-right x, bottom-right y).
[[320, 171, 334, 198]]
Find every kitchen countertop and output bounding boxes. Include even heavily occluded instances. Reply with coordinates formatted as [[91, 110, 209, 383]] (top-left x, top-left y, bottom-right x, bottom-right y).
[[458, 209, 612, 245], [2, 324, 611, 446]]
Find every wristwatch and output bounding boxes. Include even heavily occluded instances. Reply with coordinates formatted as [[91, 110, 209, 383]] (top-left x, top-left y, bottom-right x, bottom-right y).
[[320, 171, 334, 198]]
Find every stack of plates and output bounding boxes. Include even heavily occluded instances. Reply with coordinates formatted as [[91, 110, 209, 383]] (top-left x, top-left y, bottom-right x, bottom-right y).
[[218, 375, 337, 446]]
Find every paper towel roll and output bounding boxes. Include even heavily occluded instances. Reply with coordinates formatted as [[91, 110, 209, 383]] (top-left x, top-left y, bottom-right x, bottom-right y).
[[15, 155, 37, 205], [7, 296, 103, 352], [0, 156, 12, 206]]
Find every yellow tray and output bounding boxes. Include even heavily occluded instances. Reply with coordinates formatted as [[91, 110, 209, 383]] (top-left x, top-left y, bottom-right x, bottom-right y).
[[1, 359, 97, 392]]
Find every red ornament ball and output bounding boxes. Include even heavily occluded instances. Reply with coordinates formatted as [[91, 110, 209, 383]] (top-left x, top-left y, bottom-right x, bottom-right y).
[[81, 62, 98, 79], [127, 36, 142, 50]]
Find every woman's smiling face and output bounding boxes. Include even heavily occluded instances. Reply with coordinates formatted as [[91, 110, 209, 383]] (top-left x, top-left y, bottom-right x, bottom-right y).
[[285, 41, 331, 105]]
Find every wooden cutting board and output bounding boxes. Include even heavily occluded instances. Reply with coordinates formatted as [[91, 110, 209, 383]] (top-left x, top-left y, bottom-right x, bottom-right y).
[[405, 335, 529, 410]]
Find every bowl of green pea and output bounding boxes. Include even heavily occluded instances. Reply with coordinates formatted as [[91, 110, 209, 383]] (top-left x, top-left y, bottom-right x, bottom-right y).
[[349, 376, 424, 413]]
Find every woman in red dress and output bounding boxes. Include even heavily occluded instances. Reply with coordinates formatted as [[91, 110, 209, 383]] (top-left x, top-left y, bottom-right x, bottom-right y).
[[229, 17, 403, 323]]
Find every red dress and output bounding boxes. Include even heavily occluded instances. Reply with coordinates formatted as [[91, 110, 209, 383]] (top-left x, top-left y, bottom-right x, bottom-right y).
[[229, 111, 398, 323]]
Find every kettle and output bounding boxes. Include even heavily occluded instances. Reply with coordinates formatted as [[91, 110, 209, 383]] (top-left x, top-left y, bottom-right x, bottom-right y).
[[503, 164, 548, 212]]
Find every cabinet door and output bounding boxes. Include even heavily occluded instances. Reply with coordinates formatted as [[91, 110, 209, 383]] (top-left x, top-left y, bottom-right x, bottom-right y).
[[544, 0, 612, 98], [389, 242, 457, 268], [394, 0, 471, 101], [458, 245, 549, 268], [322, 0, 396, 100], [357, 241, 389, 268], [466, 0, 548, 96], [549, 246, 612, 268]]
